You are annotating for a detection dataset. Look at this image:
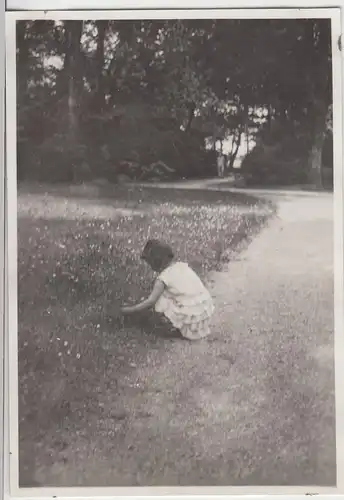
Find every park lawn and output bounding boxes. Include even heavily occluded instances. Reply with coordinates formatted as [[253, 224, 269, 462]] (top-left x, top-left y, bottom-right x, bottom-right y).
[[17, 184, 275, 486]]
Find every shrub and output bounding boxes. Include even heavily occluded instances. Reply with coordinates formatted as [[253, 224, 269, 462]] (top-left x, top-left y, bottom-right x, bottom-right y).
[[241, 145, 308, 186]]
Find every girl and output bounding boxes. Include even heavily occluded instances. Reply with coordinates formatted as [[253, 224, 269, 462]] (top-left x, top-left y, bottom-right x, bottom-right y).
[[121, 239, 214, 340]]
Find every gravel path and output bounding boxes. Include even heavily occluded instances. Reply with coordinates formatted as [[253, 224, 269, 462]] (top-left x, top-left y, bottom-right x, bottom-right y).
[[33, 191, 335, 489]]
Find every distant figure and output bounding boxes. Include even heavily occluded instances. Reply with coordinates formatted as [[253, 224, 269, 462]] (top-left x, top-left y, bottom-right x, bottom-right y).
[[121, 239, 214, 340], [217, 154, 225, 178]]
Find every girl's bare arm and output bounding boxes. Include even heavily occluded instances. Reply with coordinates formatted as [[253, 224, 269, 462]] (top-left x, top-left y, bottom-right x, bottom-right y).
[[121, 280, 165, 314]]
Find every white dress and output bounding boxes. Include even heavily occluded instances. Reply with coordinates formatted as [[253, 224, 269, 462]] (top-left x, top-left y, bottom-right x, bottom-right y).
[[155, 262, 214, 340]]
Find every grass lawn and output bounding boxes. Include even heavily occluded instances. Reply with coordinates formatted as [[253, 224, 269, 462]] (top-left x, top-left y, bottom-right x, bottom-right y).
[[18, 184, 275, 487]]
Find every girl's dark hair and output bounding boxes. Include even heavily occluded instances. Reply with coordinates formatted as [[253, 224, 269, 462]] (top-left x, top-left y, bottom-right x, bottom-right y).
[[141, 239, 174, 270]]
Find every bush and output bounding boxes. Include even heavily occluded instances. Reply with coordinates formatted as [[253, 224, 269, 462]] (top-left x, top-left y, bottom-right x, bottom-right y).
[[241, 146, 308, 186], [17, 105, 217, 184], [18, 134, 92, 183]]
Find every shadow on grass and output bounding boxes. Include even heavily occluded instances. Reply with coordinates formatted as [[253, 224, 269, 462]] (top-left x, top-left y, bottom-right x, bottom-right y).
[[19, 182, 273, 209]]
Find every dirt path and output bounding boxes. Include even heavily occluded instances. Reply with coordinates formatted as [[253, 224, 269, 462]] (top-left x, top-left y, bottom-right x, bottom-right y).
[[34, 191, 335, 488]]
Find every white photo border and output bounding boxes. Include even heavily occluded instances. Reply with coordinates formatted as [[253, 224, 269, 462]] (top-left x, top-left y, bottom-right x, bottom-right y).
[[1, 1, 5, 500], [4, 0, 344, 12], [4, 6, 344, 500]]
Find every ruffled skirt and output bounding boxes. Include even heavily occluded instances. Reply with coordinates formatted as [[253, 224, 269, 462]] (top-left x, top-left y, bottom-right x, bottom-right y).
[[155, 293, 214, 340]]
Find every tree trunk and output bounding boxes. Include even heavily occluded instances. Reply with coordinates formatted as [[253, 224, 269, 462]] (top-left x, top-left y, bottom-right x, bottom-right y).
[[66, 22, 83, 138], [308, 131, 325, 189], [229, 127, 242, 169], [242, 103, 250, 154], [93, 20, 108, 113], [308, 102, 329, 189], [64, 21, 83, 180], [184, 103, 195, 133], [16, 22, 29, 66], [16, 22, 30, 97]]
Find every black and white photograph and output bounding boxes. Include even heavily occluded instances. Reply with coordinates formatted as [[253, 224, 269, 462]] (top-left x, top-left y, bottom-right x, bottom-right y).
[[5, 8, 343, 493]]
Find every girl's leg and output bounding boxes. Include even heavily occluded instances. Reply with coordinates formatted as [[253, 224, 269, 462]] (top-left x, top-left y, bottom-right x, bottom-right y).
[[152, 314, 182, 339]]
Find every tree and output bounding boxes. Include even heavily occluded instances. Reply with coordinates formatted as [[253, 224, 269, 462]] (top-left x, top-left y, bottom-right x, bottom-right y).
[[16, 18, 333, 186]]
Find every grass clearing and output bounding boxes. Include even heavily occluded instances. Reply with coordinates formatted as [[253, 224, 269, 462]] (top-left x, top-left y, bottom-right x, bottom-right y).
[[18, 184, 275, 486]]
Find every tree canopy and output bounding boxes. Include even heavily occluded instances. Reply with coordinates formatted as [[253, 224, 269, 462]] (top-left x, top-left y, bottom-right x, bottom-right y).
[[16, 18, 333, 187]]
